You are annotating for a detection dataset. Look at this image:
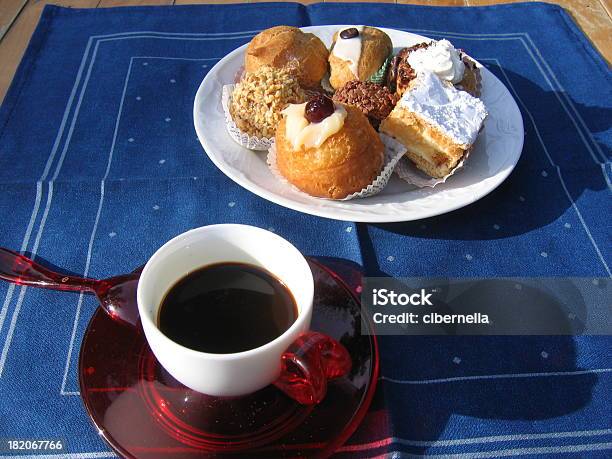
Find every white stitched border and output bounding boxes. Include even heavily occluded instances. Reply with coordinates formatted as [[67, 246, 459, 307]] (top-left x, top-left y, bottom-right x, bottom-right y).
[[0, 181, 42, 337], [58, 59, 136, 396], [485, 58, 611, 276], [380, 367, 612, 385], [0, 30, 249, 379], [59, 56, 218, 395], [338, 428, 612, 451], [372, 441, 612, 458], [0, 182, 53, 376], [521, 33, 607, 163]]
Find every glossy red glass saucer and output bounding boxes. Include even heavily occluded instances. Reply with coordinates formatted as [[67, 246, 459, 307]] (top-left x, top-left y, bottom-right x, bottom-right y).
[[79, 258, 378, 458]]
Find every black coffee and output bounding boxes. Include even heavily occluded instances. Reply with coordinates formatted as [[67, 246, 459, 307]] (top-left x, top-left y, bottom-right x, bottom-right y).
[[157, 262, 298, 354]]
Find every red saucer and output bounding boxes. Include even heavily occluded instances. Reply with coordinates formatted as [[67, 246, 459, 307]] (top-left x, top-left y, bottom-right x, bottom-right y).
[[79, 258, 378, 458]]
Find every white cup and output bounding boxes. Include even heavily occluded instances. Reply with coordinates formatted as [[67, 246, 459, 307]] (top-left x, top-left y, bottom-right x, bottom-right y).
[[136, 224, 314, 397]]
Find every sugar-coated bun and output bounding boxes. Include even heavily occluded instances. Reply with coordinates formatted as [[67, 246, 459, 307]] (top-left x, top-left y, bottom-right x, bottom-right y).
[[329, 26, 392, 90], [245, 26, 329, 89], [275, 104, 384, 199]]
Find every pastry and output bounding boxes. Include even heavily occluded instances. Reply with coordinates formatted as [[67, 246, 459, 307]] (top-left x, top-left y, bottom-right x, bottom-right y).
[[245, 26, 329, 89], [328, 26, 392, 90], [275, 95, 384, 199], [332, 80, 398, 129], [230, 65, 306, 138], [394, 39, 482, 97], [380, 71, 487, 178]]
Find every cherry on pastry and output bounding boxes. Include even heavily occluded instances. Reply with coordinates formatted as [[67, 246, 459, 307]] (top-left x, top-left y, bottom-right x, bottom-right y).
[[305, 95, 335, 123], [340, 28, 359, 39]]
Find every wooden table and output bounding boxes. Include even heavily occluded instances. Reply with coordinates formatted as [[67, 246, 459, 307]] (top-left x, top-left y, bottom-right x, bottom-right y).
[[0, 0, 610, 104]]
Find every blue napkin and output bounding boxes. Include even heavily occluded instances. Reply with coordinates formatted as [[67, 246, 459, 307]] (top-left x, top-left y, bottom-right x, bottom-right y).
[[0, 2, 610, 457]]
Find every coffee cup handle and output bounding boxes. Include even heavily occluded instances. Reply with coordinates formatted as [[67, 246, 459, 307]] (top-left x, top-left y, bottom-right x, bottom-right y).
[[273, 331, 351, 405]]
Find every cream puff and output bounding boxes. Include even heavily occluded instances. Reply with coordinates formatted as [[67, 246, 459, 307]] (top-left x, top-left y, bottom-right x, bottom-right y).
[[245, 26, 329, 89], [328, 26, 392, 90], [275, 95, 384, 199]]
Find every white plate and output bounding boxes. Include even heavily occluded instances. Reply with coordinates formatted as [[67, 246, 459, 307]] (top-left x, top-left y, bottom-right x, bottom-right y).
[[194, 26, 524, 223]]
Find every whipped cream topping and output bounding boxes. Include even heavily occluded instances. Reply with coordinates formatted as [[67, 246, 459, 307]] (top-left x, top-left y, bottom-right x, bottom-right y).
[[399, 71, 487, 146], [332, 26, 365, 78], [407, 39, 465, 84], [282, 102, 347, 150]]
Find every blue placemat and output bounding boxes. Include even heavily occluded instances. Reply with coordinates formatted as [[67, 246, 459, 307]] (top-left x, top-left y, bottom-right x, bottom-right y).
[[0, 2, 610, 457]]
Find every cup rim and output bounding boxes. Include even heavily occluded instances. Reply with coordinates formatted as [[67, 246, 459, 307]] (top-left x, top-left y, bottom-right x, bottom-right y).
[[137, 224, 315, 361]]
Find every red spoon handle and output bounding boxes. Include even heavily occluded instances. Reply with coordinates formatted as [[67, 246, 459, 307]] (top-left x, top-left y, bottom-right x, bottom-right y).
[[0, 247, 98, 292]]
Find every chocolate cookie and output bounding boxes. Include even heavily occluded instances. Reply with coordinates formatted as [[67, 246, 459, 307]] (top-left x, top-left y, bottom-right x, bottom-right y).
[[333, 80, 398, 129]]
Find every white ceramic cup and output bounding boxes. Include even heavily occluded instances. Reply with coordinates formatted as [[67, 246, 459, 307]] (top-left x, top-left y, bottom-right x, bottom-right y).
[[137, 224, 314, 396]]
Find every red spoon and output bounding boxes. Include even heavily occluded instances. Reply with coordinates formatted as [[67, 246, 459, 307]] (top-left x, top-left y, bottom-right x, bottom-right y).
[[0, 247, 139, 326]]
